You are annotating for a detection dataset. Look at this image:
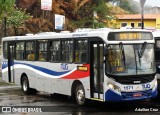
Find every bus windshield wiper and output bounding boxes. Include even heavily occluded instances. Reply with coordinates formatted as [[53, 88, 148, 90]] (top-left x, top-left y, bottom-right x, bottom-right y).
[[119, 42, 126, 68], [137, 42, 147, 67], [138, 42, 147, 58]]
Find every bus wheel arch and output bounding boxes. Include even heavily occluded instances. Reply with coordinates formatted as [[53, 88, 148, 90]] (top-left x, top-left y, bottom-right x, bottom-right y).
[[71, 80, 86, 106]]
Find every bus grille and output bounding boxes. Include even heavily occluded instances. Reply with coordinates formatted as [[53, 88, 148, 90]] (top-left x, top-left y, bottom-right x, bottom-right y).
[[121, 90, 152, 99], [116, 76, 154, 85]]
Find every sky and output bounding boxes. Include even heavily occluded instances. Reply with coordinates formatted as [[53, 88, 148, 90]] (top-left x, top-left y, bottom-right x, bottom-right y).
[[135, 0, 160, 7]]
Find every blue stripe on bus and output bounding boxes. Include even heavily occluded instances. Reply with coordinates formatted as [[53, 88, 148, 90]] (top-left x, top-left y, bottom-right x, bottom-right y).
[[2, 61, 70, 76], [2, 61, 9, 69]]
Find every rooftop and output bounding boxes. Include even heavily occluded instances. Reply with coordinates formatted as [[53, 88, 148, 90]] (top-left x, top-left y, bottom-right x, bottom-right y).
[[116, 14, 160, 20]]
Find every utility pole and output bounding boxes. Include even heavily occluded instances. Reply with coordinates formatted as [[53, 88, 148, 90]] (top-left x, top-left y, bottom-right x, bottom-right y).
[[3, 0, 7, 37], [140, 0, 146, 29], [4, 16, 6, 37], [93, 11, 97, 29]]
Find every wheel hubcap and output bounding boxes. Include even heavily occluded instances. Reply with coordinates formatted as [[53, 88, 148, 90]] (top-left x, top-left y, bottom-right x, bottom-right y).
[[23, 80, 27, 91], [77, 89, 84, 102]]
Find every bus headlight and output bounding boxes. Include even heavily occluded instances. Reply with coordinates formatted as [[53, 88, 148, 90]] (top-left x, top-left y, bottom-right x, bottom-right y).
[[153, 79, 157, 89], [107, 83, 121, 93]]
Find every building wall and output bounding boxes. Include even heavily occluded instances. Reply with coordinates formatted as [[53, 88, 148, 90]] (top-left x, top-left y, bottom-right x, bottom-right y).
[[156, 18, 160, 29], [117, 19, 156, 29], [145, 20, 156, 28]]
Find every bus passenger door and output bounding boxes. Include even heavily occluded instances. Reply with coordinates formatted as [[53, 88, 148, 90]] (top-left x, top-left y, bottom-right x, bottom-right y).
[[90, 42, 104, 101], [8, 43, 15, 83]]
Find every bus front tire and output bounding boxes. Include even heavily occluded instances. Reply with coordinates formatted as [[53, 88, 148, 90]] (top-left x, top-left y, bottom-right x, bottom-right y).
[[21, 76, 37, 95], [74, 84, 86, 106]]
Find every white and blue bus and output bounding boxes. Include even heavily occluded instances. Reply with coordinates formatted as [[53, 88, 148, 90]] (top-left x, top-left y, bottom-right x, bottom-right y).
[[152, 31, 160, 90], [2, 29, 157, 105]]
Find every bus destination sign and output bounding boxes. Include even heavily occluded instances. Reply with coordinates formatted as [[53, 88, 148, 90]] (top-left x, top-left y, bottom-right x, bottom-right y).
[[119, 33, 141, 40], [108, 32, 152, 41]]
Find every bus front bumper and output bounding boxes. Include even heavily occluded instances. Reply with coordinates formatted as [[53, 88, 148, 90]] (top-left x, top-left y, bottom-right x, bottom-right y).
[[105, 88, 157, 102]]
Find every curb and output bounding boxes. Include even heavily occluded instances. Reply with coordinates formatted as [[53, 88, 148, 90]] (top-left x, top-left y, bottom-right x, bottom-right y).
[[0, 85, 21, 90]]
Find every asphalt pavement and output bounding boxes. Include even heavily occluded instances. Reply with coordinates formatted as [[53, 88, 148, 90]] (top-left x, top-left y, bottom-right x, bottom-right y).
[[0, 82, 160, 114]]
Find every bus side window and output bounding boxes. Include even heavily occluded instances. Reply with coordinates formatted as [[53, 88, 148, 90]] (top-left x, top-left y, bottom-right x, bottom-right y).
[[80, 52, 87, 63], [3, 42, 8, 59], [38, 40, 47, 61], [74, 39, 87, 63], [62, 52, 67, 62], [38, 52, 45, 61], [156, 40, 160, 49], [16, 42, 24, 60], [155, 39, 160, 61], [27, 51, 35, 60], [26, 41, 35, 61], [50, 41, 60, 62], [61, 40, 73, 62], [75, 52, 79, 62]]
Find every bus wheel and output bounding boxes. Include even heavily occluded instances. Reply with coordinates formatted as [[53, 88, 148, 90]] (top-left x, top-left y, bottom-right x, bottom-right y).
[[21, 76, 31, 95], [75, 84, 86, 106]]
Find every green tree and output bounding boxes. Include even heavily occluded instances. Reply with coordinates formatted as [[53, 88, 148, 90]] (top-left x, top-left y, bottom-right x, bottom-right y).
[[7, 7, 31, 35], [0, 0, 15, 37], [70, 3, 93, 29], [93, 0, 116, 28], [0, 0, 15, 19], [0, 0, 31, 36]]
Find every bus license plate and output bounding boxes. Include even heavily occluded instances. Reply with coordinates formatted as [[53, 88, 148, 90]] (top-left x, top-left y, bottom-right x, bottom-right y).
[[133, 93, 142, 97]]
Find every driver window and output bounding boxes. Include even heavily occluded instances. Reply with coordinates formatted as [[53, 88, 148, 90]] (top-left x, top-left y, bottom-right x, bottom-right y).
[[106, 45, 125, 73]]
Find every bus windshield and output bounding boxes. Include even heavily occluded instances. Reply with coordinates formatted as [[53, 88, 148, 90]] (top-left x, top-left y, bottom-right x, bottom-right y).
[[105, 44, 156, 76]]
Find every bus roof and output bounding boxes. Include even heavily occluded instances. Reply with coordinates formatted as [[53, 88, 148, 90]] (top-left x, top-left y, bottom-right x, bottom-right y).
[[2, 29, 152, 42], [152, 31, 160, 38]]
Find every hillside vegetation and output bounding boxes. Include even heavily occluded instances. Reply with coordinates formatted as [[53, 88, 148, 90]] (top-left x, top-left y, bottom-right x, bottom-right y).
[[0, 0, 140, 37]]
